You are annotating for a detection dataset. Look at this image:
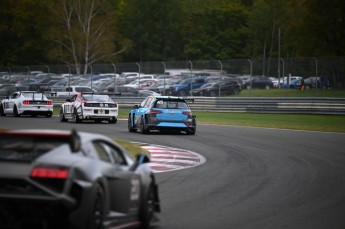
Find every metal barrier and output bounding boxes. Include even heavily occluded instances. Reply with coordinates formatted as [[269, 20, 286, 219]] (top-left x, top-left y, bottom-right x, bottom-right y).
[[49, 96, 345, 115]]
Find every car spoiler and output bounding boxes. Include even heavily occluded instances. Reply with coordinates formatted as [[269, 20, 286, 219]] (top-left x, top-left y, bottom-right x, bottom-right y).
[[0, 129, 81, 153], [19, 91, 45, 100]]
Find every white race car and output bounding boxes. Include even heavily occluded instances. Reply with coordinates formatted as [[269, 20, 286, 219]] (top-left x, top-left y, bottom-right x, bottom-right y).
[[0, 91, 53, 117], [60, 93, 118, 123]]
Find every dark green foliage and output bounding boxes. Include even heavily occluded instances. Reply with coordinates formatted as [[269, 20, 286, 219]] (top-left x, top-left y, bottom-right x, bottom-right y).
[[0, 0, 344, 66]]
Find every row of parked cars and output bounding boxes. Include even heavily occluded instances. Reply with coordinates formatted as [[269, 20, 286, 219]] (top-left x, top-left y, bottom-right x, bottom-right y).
[[1, 71, 324, 99]]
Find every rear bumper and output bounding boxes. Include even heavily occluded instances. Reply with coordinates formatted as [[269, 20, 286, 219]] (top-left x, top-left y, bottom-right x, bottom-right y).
[[143, 115, 196, 131], [19, 109, 53, 116]]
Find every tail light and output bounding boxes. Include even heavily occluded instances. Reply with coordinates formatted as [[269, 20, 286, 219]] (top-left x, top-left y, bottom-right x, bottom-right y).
[[182, 111, 192, 116], [31, 166, 69, 179], [47, 101, 53, 105], [149, 109, 163, 114], [22, 100, 30, 105]]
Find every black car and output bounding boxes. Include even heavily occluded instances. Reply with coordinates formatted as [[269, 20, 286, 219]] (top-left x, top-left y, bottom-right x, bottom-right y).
[[0, 129, 160, 229], [197, 81, 241, 96], [245, 77, 274, 89]]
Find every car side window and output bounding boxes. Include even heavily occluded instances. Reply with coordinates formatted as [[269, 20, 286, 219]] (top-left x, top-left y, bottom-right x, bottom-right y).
[[92, 141, 112, 163], [101, 142, 127, 165], [92, 140, 127, 165], [11, 93, 19, 99]]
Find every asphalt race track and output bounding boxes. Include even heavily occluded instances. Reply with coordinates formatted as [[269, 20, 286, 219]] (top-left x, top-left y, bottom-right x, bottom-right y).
[[1, 116, 345, 229]]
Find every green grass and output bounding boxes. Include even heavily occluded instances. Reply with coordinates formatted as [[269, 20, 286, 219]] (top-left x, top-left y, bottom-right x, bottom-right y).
[[237, 88, 345, 97], [115, 139, 149, 159], [118, 109, 345, 133], [194, 112, 345, 133]]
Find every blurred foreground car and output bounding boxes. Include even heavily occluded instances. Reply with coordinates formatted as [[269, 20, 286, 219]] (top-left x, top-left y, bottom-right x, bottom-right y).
[[0, 129, 160, 229], [60, 93, 118, 123], [0, 91, 53, 117], [128, 96, 196, 135]]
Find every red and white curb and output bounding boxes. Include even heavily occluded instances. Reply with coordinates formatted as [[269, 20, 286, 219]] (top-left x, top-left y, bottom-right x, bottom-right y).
[[140, 144, 206, 173]]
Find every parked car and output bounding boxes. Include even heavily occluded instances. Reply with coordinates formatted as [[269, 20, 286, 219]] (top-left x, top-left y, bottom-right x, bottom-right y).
[[0, 129, 160, 228], [168, 77, 207, 96], [60, 93, 118, 123], [198, 80, 241, 96], [128, 95, 196, 135], [0, 91, 53, 117], [124, 79, 158, 90], [54, 86, 96, 97], [280, 79, 302, 89], [0, 86, 27, 96], [245, 77, 274, 89]]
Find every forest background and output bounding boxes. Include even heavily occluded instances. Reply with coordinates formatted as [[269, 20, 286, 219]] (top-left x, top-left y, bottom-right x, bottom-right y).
[[0, 0, 344, 75]]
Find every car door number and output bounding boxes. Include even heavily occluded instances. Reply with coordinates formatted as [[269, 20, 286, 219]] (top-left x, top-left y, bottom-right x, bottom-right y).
[[64, 104, 73, 113], [130, 178, 140, 201]]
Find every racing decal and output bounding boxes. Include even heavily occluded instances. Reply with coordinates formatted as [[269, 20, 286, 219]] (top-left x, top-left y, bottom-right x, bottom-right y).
[[64, 104, 73, 113], [130, 178, 140, 201]]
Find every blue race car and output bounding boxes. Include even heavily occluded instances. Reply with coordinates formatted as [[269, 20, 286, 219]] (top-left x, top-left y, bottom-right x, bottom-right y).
[[128, 96, 196, 135]]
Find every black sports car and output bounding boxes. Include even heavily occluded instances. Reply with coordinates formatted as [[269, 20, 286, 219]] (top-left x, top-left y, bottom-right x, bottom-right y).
[[0, 129, 160, 229]]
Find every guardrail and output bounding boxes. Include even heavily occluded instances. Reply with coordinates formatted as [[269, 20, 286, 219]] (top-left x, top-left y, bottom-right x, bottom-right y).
[[48, 96, 345, 115]]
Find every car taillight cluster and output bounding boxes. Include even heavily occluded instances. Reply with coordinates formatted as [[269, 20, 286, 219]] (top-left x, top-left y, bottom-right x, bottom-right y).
[[22, 101, 53, 105], [31, 166, 69, 179], [182, 111, 192, 116], [149, 109, 163, 114]]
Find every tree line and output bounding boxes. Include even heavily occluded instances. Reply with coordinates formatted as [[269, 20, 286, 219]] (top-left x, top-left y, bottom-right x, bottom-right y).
[[0, 0, 344, 74]]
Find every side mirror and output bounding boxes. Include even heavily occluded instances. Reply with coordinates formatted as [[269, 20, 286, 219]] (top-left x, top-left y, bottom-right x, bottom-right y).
[[136, 154, 150, 164], [130, 154, 150, 171], [133, 104, 139, 109], [66, 98, 71, 102]]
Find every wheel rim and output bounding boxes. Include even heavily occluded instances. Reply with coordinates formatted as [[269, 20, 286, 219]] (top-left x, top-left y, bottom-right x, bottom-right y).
[[91, 192, 104, 229]]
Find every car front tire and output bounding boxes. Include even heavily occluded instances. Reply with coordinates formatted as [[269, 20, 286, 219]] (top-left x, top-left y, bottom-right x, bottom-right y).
[[128, 115, 137, 132], [139, 185, 155, 229]]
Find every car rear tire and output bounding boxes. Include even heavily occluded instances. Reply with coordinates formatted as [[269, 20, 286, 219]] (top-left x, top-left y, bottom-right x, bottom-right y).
[[139, 185, 155, 229], [178, 90, 187, 96], [128, 115, 137, 132], [72, 109, 81, 123], [140, 117, 149, 134], [109, 118, 117, 124], [186, 128, 196, 135], [0, 104, 5, 116], [59, 108, 67, 122], [13, 105, 20, 117], [87, 184, 105, 229]]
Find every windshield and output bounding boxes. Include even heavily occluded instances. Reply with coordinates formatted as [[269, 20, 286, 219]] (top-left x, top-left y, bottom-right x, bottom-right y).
[[154, 99, 189, 109]]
